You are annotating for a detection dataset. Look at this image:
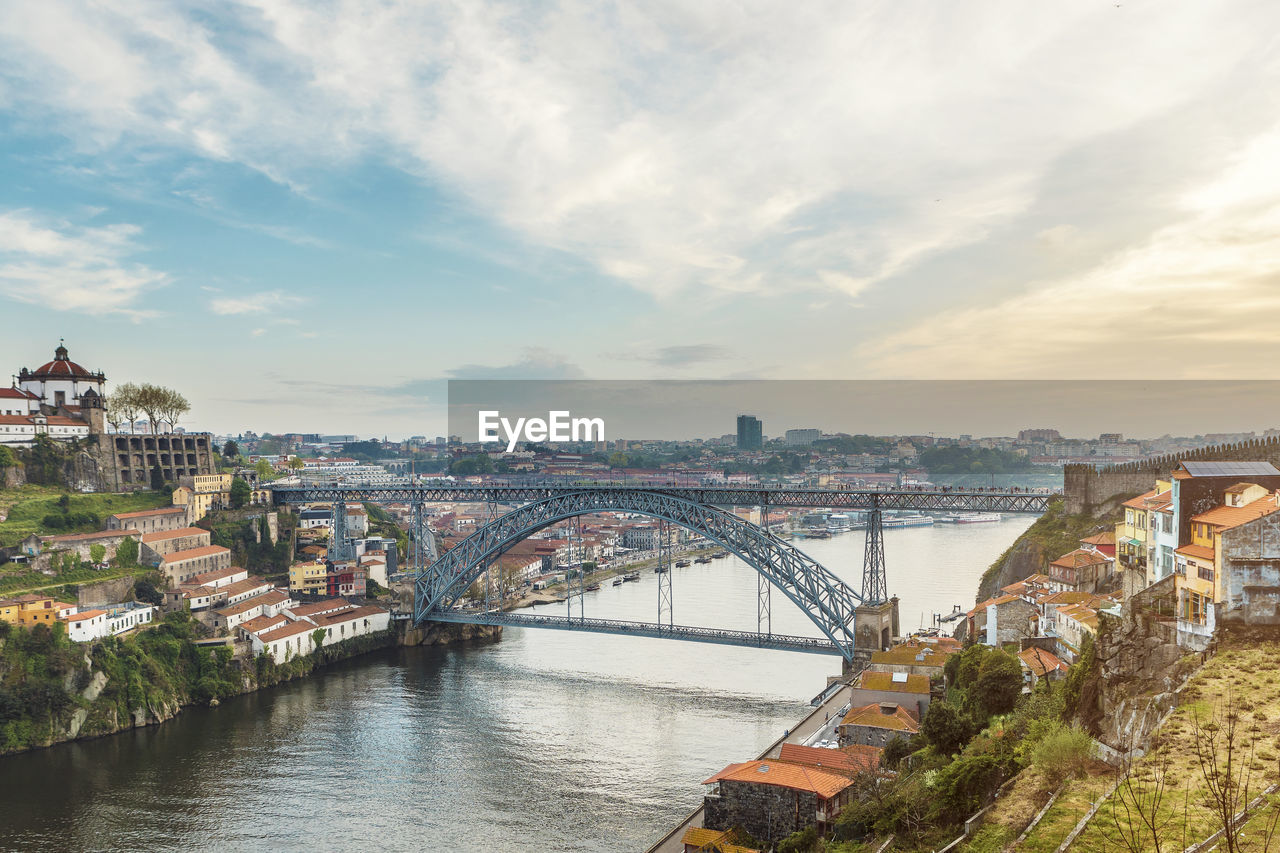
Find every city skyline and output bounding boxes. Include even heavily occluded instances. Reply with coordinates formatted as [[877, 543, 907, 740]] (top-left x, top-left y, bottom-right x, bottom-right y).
[[3, 2, 1280, 437]]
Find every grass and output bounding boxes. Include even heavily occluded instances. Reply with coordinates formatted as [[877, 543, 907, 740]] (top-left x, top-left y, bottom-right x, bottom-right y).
[[1056, 636, 1280, 852], [0, 485, 171, 547], [0, 562, 150, 597]]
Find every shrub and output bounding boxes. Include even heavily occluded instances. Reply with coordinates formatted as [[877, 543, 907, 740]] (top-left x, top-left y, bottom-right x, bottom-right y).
[[1031, 723, 1094, 784]]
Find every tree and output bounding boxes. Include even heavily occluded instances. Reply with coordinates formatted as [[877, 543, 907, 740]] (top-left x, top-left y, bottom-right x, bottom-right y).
[[287, 457, 304, 472], [89, 544, 106, 565], [921, 701, 972, 756], [134, 577, 163, 605], [229, 477, 251, 509], [158, 388, 190, 431], [254, 459, 277, 482], [109, 382, 142, 433], [115, 536, 139, 567], [975, 650, 1024, 716], [0, 444, 16, 471], [222, 439, 239, 459]]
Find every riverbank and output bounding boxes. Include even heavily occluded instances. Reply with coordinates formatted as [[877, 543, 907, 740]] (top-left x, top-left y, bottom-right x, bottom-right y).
[[0, 612, 499, 757], [508, 543, 727, 610]]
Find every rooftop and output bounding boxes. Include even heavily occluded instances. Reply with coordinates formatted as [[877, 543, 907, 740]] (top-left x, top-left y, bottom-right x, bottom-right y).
[[778, 742, 881, 774], [840, 702, 920, 732], [141, 526, 209, 543], [1176, 461, 1280, 479], [702, 759, 855, 799], [161, 544, 231, 563], [855, 671, 930, 695]]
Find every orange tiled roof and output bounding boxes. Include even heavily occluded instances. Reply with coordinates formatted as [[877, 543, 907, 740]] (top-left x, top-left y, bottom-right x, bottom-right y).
[[856, 671, 930, 694], [1050, 548, 1111, 569], [162, 544, 230, 563], [110, 507, 187, 519], [1122, 488, 1160, 510], [1176, 543, 1215, 561], [870, 645, 953, 667], [779, 742, 881, 774], [839, 702, 920, 732], [1191, 494, 1280, 530], [1018, 647, 1069, 677], [702, 759, 855, 799]]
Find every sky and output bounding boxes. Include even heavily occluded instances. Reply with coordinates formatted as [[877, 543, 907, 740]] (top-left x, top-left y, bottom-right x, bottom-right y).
[[1, 2, 1279, 439]]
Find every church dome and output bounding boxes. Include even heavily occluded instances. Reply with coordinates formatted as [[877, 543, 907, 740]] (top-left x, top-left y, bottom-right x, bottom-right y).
[[29, 344, 101, 380]]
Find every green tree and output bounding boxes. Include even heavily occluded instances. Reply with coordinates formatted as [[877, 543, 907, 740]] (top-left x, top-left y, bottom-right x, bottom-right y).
[[0, 445, 15, 471], [921, 700, 972, 756], [975, 650, 1024, 716], [254, 459, 275, 481], [229, 477, 251, 509], [115, 536, 139, 568], [134, 577, 163, 605], [222, 439, 239, 459], [89, 544, 106, 565]]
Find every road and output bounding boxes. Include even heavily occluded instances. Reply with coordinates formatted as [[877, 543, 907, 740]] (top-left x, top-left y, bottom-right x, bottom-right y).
[[645, 680, 854, 853]]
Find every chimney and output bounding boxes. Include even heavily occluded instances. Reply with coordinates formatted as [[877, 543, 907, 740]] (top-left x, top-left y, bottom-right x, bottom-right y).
[[878, 702, 897, 715]]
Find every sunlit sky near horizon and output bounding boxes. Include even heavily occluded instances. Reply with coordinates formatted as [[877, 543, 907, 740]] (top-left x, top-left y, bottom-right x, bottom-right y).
[[2, 2, 1280, 438]]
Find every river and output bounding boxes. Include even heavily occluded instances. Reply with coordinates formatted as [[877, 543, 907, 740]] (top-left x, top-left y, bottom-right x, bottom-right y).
[[0, 516, 1033, 852]]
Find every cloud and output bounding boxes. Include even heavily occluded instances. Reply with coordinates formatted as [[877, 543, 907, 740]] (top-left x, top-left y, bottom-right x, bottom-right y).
[[640, 344, 729, 368], [0, 209, 166, 318], [856, 124, 1280, 378], [209, 290, 301, 315], [3, 1, 1275, 310], [447, 347, 584, 379]]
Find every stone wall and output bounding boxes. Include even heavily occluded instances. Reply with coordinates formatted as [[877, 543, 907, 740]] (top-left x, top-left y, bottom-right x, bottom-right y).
[[704, 781, 818, 844], [90, 432, 219, 492], [77, 575, 140, 609], [1064, 435, 1280, 515], [1222, 512, 1280, 626]]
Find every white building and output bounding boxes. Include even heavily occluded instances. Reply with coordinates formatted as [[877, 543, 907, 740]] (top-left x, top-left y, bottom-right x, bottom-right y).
[[105, 602, 155, 635], [65, 609, 110, 643], [17, 343, 106, 410]]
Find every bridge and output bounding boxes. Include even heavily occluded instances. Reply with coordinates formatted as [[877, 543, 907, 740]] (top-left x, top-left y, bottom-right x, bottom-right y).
[[272, 483, 1052, 663]]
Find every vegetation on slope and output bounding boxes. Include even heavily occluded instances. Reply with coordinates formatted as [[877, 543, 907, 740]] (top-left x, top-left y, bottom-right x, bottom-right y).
[[0, 485, 170, 548]]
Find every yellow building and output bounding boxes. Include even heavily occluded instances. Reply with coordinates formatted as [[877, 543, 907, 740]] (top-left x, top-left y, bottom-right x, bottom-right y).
[[172, 473, 233, 521], [0, 599, 19, 623], [288, 562, 327, 596], [1116, 490, 1153, 574], [1177, 483, 1280, 623]]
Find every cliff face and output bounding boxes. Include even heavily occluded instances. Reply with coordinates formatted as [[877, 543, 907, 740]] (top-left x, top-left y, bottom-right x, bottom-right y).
[[976, 536, 1053, 604], [974, 498, 1110, 604], [1077, 608, 1203, 751]]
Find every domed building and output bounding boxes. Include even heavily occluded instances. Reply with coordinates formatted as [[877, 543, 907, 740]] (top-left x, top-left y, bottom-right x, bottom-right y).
[[18, 341, 106, 410]]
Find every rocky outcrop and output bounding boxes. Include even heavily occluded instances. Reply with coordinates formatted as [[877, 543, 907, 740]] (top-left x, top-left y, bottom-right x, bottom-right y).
[[977, 536, 1053, 604], [400, 621, 502, 646], [1083, 608, 1204, 752]]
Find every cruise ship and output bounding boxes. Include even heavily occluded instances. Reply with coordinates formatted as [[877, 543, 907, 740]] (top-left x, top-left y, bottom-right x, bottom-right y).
[[881, 514, 934, 528]]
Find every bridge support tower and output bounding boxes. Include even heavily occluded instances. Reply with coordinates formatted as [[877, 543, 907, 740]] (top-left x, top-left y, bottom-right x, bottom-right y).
[[843, 596, 900, 677]]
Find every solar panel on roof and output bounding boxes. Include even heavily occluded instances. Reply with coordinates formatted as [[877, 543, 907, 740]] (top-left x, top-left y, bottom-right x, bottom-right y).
[[891, 672, 908, 683], [1181, 461, 1280, 477]]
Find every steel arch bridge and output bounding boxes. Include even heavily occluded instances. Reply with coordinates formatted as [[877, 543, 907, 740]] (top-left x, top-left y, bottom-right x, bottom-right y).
[[413, 488, 866, 660]]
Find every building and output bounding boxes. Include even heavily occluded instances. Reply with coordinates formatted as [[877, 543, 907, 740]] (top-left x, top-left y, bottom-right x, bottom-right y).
[[64, 608, 109, 642], [140, 527, 211, 561], [172, 473, 233, 521], [966, 592, 1039, 646], [1018, 646, 1069, 689], [866, 642, 955, 679], [25, 528, 139, 564], [703, 756, 856, 844], [288, 562, 327, 596], [785, 429, 820, 447], [158, 544, 232, 584], [736, 415, 763, 451], [1221, 509, 1280, 627], [837, 702, 920, 748], [17, 342, 105, 410], [105, 506, 190, 534], [1047, 548, 1113, 593], [848, 670, 931, 721]]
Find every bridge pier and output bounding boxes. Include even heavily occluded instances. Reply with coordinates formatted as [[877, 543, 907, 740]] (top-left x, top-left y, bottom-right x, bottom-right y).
[[844, 596, 900, 676]]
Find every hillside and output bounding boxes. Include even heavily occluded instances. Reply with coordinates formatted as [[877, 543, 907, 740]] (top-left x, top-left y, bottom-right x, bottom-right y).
[[0, 485, 171, 548]]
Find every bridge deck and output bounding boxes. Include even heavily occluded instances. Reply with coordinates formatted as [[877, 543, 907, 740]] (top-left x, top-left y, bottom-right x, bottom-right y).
[[273, 482, 1053, 512], [426, 610, 843, 656]]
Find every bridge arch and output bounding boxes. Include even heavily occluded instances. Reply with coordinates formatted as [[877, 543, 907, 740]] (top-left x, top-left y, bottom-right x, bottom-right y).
[[414, 489, 866, 660]]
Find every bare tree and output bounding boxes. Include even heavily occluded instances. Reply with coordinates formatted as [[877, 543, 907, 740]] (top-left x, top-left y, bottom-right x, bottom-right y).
[[1189, 689, 1261, 853], [1104, 744, 1177, 853], [132, 383, 166, 434]]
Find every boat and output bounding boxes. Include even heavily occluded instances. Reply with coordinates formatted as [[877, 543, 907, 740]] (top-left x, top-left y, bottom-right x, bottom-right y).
[[711, 551, 728, 559], [882, 514, 934, 528], [676, 559, 691, 568], [694, 556, 711, 564], [585, 583, 600, 592], [612, 578, 623, 586], [953, 512, 1002, 524], [802, 528, 831, 539], [654, 566, 668, 574], [623, 572, 640, 582]]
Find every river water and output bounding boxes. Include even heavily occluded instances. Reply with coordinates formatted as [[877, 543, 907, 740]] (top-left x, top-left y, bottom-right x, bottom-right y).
[[0, 517, 1032, 852]]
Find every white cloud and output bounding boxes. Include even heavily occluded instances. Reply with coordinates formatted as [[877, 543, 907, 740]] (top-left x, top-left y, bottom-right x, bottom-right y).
[[3, 0, 1276, 310], [209, 290, 301, 315], [0, 209, 165, 318], [855, 133, 1280, 378]]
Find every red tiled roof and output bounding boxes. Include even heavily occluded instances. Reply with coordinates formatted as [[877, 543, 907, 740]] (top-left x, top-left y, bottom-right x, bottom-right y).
[[40, 528, 138, 543], [778, 742, 881, 774], [1191, 494, 1280, 530], [256, 620, 317, 643], [1019, 647, 1069, 677], [1176, 543, 1215, 561], [110, 507, 187, 519], [161, 545, 230, 563], [702, 759, 854, 799]]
